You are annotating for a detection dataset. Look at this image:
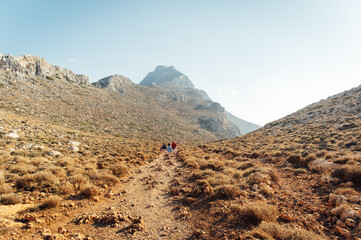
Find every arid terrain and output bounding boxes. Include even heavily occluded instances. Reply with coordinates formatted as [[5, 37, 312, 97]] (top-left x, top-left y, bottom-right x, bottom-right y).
[[0, 54, 360, 239]]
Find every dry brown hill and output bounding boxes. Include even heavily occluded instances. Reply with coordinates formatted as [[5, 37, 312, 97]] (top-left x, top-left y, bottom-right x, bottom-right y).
[[173, 85, 361, 239], [0, 54, 241, 142]]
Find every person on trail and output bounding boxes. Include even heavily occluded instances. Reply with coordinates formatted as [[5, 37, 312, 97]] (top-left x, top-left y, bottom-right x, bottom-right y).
[[171, 141, 177, 153], [160, 143, 166, 152], [166, 143, 172, 156]]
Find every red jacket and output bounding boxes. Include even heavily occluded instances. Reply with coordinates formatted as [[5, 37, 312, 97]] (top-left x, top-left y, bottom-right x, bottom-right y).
[[171, 142, 177, 149]]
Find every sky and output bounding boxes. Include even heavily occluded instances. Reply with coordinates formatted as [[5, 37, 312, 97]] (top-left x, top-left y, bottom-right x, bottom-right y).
[[2, 0, 361, 126]]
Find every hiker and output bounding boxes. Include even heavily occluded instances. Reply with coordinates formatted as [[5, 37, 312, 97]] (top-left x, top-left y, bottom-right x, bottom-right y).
[[171, 141, 177, 153], [166, 143, 172, 156], [160, 143, 166, 152]]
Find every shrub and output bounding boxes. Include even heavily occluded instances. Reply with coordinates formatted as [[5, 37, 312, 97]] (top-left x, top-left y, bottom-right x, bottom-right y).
[[0, 193, 22, 205], [69, 174, 88, 191], [193, 180, 213, 196], [213, 185, 242, 200], [80, 185, 99, 198], [110, 164, 128, 177], [58, 181, 75, 195], [332, 165, 361, 187], [229, 201, 277, 228], [0, 183, 13, 194], [238, 162, 254, 170], [94, 173, 120, 187], [39, 196, 61, 209], [259, 222, 323, 240]]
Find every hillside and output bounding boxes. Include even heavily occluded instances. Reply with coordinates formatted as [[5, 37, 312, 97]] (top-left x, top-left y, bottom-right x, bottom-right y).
[[172, 85, 361, 239], [139, 65, 260, 135], [0, 54, 244, 141]]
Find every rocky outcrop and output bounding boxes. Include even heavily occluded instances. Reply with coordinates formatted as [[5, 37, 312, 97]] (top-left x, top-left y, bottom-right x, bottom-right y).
[[0, 54, 90, 85], [92, 74, 134, 94], [139, 65, 195, 89]]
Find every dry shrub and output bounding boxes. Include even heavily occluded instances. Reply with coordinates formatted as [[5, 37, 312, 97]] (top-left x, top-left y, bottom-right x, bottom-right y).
[[192, 169, 215, 180], [184, 159, 199, 169], [259, 222, 323, 240], [15, 171, 59, 191], [9, 164, 36, 176], [193, 180, 213, 196], [0, 181, 13, 194], [238, 162, 254, 170], [110, 164, 128, 177], [261, 168, 280, 184], [94, 173, 120, 187], [69, 174, 88, 191], [213, 185, 242, 200], [31, 157, 49, 167], [58, 181, 75, 195], [40, 196, 61, 209], [333, 187, 356, 196], [229, 201, 277, 228], [80, 184, 99, 198], [0, 193, 21, 205], [332, 164, 361, 186], [199, 160, 224, 171]]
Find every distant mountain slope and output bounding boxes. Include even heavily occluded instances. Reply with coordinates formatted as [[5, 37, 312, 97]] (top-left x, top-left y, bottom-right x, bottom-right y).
[[225, 111, 261, 134], [0, 54, 243, 141], [139, 65, 260, 136], [140, 65, 195, 89]]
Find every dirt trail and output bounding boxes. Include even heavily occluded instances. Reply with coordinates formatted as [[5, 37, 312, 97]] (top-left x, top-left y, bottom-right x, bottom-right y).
[[41, 153, 193, 240]]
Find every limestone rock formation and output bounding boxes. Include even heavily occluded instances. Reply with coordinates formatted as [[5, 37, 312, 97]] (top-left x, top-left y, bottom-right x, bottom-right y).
[[139, 65, 195, 89], [0, 54, 90, 86], [92, 74, 134, 94]]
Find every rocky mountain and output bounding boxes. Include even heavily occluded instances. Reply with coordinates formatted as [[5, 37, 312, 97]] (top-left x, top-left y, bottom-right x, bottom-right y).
[[140, 65, 195, 89], [0, 54, 250, 141], [139, 65, 260, 135], [91, 74, 135, 95], [0, 54, 90, 85], [226, 111, 262, 134]]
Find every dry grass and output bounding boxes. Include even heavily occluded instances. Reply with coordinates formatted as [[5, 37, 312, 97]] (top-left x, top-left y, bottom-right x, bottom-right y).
[[213, 185, 242, 200], [331, 164, 361, 187], [0, 193, 21, 205], [228, 201, 278, 228], [80, 184, 100, 198], [259, 222, 323, 240], [39, 196, 61, 209]]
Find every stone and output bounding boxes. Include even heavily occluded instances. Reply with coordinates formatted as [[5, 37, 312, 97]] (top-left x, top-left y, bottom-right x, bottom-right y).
[[5, 132, 19, 138], [334, 226, 351, 238], [358, 222, 361, 231], [58, 227, 66, 234], [345, 218, 355, 227], [0, 54, 90, 85], [23, 213, 37, 222], [336, 219, 346, 227], [48, 151, 62, 157]]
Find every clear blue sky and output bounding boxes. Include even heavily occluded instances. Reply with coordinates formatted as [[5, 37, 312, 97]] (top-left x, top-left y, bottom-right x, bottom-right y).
[[2, 0, 361, 125]]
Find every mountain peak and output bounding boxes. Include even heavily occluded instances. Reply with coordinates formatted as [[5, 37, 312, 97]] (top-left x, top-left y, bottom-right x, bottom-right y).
[[139, 65, 195, 89], [92, 74, 134, 94]]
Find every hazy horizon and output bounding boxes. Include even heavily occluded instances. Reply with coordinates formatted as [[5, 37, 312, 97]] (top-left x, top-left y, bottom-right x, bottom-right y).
[[2, 0, 361, 126]]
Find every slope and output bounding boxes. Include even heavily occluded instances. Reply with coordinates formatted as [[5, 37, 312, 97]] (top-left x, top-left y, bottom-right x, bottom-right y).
[[172, 84, 361, 239]]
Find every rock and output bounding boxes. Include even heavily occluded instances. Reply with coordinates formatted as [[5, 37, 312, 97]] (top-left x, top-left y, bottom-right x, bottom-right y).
[[0, 54, 90, 85], [48, 151, 62, 157], [278, 213, 294, 222], [248, 172, 271, 185], [334, 226, 351, 238], [336, 219, 346, 227], [23, 213, 37, 222], [358, 222, 361, 231], [345, 218, 355, 227], [92, 74, 134, 94], [58, 227, 67, 234], [5, 132, 19, 138], [308, 159, 340, 173], [341, 209, 355, 221]]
